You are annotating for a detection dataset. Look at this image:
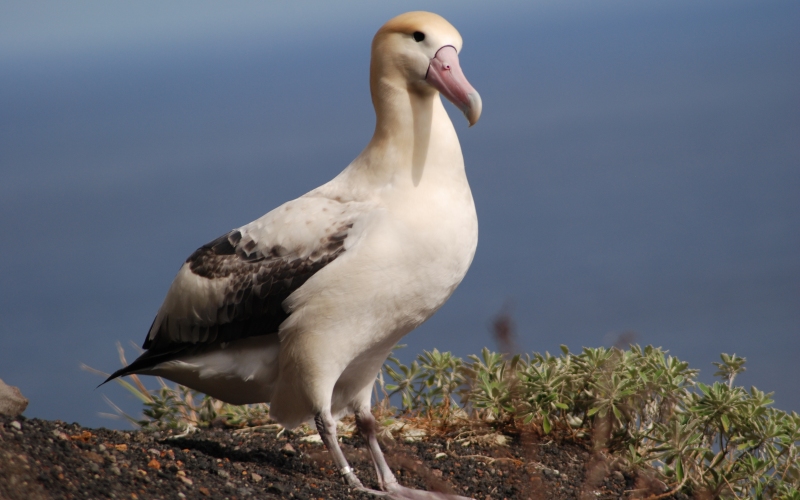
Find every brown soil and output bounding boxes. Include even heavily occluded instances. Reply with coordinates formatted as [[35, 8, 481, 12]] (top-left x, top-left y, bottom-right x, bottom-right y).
[[0, 415, 689, 500]]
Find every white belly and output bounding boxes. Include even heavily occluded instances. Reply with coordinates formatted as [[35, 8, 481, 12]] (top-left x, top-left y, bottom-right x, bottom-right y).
[[270, 182, 478, 427]]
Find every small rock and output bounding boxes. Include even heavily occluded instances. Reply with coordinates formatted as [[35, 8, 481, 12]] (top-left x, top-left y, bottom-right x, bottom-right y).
[[299, 434, 322, 444], [217, 469, 230, 478], [0, 379, 28, 417], [10, 421, 22, 431], [147, 459, 161, 470], [542, 467, 560, 478], [251, 473, 263, 483], [179, 476, 193, 486], [110, 466, 122, 476], [281, 443, 297, 456], [89, 463, 100, 473], [72, 430, 92, 442], [434, 452, 447, 460], [268, 484, 285, 494], [612, 471, 625, 482]]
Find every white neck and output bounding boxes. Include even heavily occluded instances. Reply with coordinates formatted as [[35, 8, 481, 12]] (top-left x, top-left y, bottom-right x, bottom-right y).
[[351, 76, 465, 190]]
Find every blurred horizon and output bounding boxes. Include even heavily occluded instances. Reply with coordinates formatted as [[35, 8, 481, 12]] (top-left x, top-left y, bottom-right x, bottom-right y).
[[1, 0, 797, 429]]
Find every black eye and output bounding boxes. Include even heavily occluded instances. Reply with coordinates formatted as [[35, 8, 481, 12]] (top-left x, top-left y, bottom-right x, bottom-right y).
[[413, 31, 425, 42]]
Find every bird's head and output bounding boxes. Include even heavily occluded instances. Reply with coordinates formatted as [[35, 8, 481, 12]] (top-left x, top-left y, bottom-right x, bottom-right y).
[[371, 11, 482, 126]]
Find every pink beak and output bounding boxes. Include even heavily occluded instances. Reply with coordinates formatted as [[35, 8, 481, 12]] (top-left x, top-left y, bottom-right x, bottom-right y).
[[425, 45, 482, 126]]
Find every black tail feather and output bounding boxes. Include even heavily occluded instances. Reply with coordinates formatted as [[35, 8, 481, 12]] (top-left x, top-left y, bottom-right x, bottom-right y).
[[98, 345, 192, 387]]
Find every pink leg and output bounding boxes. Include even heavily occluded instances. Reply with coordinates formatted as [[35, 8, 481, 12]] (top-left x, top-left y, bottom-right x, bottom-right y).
[[354, 406, 475, 500]]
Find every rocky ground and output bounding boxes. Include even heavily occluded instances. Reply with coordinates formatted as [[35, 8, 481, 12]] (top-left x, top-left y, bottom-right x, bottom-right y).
[[0, 414, 688, 500]]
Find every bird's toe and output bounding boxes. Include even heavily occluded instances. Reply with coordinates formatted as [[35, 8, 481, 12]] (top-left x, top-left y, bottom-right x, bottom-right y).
[[385, 484, 475, 500]]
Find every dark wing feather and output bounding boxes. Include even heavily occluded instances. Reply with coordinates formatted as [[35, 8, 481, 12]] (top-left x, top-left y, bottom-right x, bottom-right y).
[[146, 223, 352, 350], [104, 221, 352, 383]]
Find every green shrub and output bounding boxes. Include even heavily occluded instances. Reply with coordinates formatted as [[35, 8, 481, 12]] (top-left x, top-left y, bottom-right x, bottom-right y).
[[382, 345, 799, 499]]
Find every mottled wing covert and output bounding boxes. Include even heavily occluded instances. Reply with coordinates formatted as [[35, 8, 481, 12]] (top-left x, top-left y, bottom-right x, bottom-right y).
[[143, 221, 352, 351]]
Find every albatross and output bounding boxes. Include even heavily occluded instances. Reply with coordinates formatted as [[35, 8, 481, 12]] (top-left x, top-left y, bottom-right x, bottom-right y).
[[106, 11, 481, 499]]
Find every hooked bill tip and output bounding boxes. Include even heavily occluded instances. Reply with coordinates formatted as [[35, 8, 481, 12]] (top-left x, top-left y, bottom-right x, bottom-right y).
[[465, 92, 482, 127]]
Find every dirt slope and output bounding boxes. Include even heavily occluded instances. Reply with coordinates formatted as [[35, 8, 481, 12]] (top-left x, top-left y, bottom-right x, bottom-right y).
[[0, 415, 687, 500]]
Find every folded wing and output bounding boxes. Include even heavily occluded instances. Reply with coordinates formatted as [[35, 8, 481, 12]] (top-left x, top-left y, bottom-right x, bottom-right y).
[[106, 195, 367, 380]]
